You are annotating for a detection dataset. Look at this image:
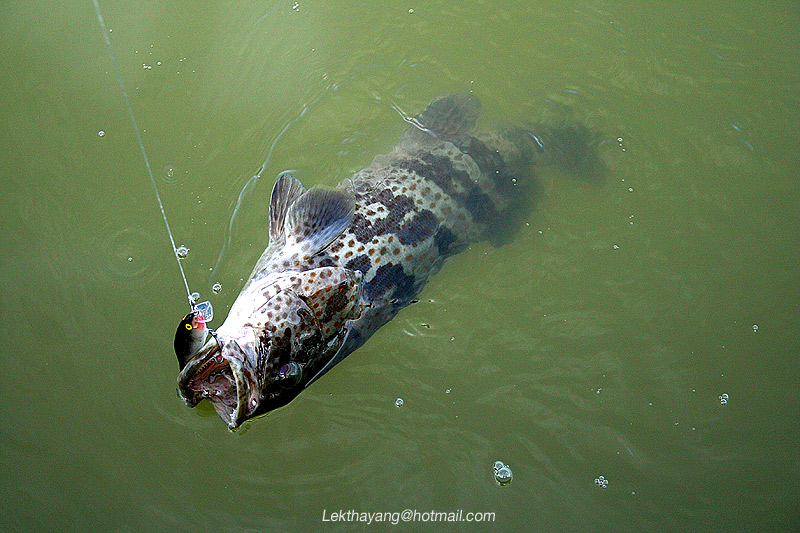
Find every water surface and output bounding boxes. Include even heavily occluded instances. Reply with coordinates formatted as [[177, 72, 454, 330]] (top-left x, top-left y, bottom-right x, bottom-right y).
[[1, 0, 798, 530]]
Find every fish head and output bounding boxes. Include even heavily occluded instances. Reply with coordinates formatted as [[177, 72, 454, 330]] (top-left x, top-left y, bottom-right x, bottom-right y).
[[177, 267, 362, 428], [176, 332, 256, 428]]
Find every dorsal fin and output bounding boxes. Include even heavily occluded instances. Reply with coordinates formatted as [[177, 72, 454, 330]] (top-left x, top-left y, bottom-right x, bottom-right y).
[[414, 93, 481, 137], [269, 174, 306, 242], [284, 186, 354, 258]]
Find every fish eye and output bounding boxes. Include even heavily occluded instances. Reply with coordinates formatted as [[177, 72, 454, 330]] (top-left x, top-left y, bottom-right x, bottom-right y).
[[278, 362, 302, 385]]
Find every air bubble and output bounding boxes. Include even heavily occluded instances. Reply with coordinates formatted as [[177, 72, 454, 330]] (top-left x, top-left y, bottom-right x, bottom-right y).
[[395, 398, 404, 407], [212, 282, 222, 294], [496, 467, 512, 483], [176, 245, 189, 258], [98, 130, 105, 137]]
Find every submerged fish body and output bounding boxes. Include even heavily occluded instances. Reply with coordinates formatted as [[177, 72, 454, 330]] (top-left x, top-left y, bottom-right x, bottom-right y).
[[177, 94, 583, 428]]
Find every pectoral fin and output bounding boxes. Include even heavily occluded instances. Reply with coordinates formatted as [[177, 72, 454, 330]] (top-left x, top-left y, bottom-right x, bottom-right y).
[[304, 325, 360, 388]]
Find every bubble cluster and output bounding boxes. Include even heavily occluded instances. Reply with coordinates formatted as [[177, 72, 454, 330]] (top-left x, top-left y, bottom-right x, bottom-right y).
[[395, 398, 404, 407], [594, 475, 609, 489], [176, 245, 189, 259], [719, 393, 729, 406], [493, 461, 513, 486]]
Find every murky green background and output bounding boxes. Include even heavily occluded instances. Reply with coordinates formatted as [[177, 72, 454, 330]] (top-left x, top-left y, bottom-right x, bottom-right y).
[[2, 0, 798, 530]]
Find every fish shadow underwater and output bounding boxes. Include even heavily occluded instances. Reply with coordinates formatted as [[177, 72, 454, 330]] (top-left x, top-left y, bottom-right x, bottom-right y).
[[175, 93, 605, 429]]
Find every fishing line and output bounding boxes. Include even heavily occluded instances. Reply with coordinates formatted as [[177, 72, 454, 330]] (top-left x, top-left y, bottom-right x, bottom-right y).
[[92, 0, 201, 315]]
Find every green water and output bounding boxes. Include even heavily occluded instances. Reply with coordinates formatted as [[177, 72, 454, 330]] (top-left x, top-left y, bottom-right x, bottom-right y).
[[1, 0, 798, 530]]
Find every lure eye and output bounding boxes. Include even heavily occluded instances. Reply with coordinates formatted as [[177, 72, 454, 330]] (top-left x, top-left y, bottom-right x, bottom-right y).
[[185, 323, 193, 330]]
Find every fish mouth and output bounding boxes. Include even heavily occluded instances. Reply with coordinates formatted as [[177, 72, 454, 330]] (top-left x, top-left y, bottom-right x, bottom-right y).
[[177, 337, 259, 429]]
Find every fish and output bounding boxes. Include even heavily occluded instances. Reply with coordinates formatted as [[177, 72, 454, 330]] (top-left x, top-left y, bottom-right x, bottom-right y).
[[176, 93, 600, 428]]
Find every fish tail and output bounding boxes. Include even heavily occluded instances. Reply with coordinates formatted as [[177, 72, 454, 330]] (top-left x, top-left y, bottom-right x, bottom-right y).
[[463, 118, 604, 245], [524, 120, 606, 183]]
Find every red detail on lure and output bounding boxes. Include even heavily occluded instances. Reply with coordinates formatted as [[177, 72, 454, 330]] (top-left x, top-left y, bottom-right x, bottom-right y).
[[192, 314, 207, 329]]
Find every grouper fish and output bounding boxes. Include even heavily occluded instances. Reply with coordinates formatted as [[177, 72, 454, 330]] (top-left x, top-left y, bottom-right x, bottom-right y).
[[176, 94, 598, 429]]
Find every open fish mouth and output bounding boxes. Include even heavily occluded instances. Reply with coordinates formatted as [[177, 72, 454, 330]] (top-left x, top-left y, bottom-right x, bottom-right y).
[[177, 338, 258, 429]]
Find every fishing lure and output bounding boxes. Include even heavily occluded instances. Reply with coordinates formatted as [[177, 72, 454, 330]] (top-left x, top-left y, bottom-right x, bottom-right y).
[[174, 311, 208, 370]]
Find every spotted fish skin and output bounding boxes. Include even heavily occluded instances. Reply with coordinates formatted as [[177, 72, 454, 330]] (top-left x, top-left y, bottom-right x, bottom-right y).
[[177, 94, 548, 428]]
